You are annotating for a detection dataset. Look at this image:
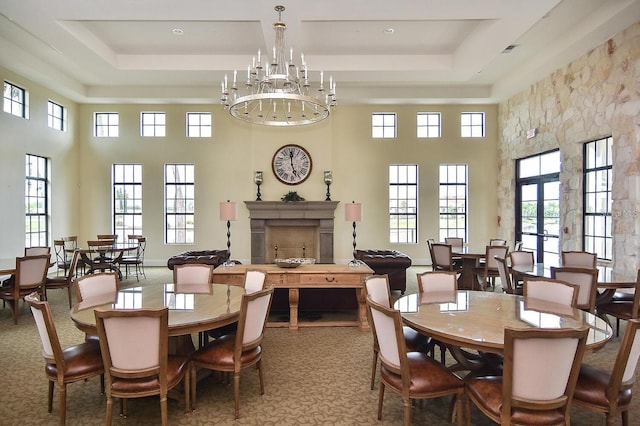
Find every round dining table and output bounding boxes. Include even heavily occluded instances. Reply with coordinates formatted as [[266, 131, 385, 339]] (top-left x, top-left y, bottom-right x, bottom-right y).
[[394, 290, 612, 370], [71, 282, 245, 354]]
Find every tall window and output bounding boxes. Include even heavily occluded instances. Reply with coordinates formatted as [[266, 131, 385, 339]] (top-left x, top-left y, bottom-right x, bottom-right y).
[[95, 112, 119, 137], [439, 164, 467, 241], [389, 165, 418, 243], [187, 112, 212, 137], [47, 100, 65, 131], [417, 112, 441, 138], [584, 136, 613, 260], [141, 112, 166, 137], [113, 164, 143, 242], [460, 112, 485, 137], [372, 113, 397, 138], [165, 164, 195, 244], [25, 154, 49, 247], [3, 81, 28, 118]]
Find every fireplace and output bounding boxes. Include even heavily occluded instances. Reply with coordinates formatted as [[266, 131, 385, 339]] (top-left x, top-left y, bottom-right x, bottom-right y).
[[244, 201, 339, 264]]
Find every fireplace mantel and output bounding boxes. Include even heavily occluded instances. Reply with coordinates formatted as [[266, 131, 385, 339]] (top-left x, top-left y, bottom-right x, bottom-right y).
[[245, 201, 339, 264]]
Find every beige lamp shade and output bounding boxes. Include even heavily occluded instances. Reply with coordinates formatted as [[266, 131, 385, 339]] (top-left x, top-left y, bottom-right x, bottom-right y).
[[345, 202, 362, 222], [219, 201, 237, 221]]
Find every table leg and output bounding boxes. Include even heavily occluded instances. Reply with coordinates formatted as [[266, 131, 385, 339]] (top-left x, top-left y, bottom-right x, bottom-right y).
[[289, 288, 299, 331], [458, 257, 482, 290], [356, 287, 370, 331]]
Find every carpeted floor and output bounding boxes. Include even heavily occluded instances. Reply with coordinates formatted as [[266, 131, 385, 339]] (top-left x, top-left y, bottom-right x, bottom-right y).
[[0, 266, 634, 425]]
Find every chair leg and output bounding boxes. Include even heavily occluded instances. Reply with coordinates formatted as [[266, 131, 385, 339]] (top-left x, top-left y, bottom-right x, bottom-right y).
[[403, 397, 411, 426], [58, 383, 67, 425], [234, 371, 241, 419], [621, 409, 628, 426], [47, 381, 54, 413], [160, 392, 168, 426], [370, 349, 378, 390], [377, 381, 385, 420], [190, 364, 197, 411], [105, 394, 114, 424], [183, 371, 190, 414], [257, 359, 265, 395]]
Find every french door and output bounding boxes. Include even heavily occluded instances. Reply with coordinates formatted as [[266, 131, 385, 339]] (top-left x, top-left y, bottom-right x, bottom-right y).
[[515, 151, 561, 265]]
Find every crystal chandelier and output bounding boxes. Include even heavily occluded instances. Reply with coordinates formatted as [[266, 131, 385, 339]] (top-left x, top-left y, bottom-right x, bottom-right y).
[[220, 5, 337, 126]]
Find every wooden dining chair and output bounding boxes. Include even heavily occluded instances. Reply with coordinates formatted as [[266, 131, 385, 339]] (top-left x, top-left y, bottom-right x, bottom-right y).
[[45, 249, 80, 308], [365, 275, 431, 389], [120, 235, 146, 280], [366, 296, 464, 426], [596, 269, 640, 336], [508, 250, 535, 288], [465, 326, 589, 425], [430, 243, 460, 272], [561, 251, 597, 268], [26, 292, 105, 425], [445, 237, 464, 248], [572, 317, 640, 426], [473, 245, 509, 291], [190, 287, 274, 419], [25, 246, 51, 256], [551, 266, 599, 313], [94, 306, 190, 425], [523, 276, 579, 307], [489, 238, 506, 246], [495, 256, 521, 295], [74, 271, 120, 307], [173, 264, 213, 293], [417, 271, 458, 363], [0, 254, 50, 324]]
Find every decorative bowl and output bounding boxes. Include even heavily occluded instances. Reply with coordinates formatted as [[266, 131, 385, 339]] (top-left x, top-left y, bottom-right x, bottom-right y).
[[275, 258, 302, 268]]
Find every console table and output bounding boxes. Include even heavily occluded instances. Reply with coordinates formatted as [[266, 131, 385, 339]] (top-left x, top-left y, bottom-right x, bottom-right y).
[[212, 263, 373, 331]]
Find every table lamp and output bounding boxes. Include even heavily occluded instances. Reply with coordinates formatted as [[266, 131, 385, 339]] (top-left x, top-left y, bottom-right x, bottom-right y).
[[219, 200, 237, 266], [345, 201, 362, 266]]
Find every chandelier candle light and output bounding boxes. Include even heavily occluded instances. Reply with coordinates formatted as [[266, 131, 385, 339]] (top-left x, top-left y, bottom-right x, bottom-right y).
[[219, 200, 238, 266], [220, 5, 337, 126], [345, 201, 362, 266]]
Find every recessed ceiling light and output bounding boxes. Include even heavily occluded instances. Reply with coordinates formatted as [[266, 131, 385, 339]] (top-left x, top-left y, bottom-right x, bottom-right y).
[[384, 28, 394, 34], [172, 28, 184, 36]]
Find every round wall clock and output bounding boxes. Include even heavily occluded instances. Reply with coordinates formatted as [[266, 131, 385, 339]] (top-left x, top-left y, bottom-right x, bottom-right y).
[[272, 144, 312, 185]]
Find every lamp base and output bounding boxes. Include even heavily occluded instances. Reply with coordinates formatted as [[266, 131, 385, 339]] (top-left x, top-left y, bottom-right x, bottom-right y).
[[348, 259, 362, 267]]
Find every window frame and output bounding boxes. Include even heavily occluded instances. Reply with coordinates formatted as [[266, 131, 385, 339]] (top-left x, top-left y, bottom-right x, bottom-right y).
[[47, 100, 65, 131], [141, 111, 166, 137], [25, 154, 49, 247], [165, 164, 195, 244], [372, 112, 397, 139], [417, 112, 441, 138], [94, 112, 119, 137], [460, 112, 485, 138], [389, 164, 418, 244], [113, 164, 143, 242], [583, 136, 613, 261], [186, 112, 212, 138], [3, 81, 28, 118], [439, 164, 468, 242]]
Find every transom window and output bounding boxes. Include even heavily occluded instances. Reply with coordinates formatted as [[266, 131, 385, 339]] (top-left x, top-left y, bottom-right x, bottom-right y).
[[25, 154, 49, 247], [372, 113, 397, 138], [439, 164, 467, 242], [141, 112, 166, 137], [3, 81, 28, 118], [165, 164, 195, 244], [113, 164, 143, 242], [47, 100, 65, 131], [583, 136, 613, 261], [417, 112, 441, 138], [95, 112, 119, 137], [187, 112, 212, 137], [460, 112, 485, 138], [389, 164, 418, 244]]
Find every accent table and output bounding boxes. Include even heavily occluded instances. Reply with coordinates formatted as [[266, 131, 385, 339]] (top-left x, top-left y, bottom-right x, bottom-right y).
[[212, 263, 373, 331]]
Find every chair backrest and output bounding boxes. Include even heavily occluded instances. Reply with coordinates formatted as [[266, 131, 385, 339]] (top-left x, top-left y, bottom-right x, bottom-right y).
[[444, 237, 464, 248], [94, 307, 167, 384], [514, 241, 523, 251], [417, 271, 458, 294], [173, 264, 212, 284], [484, 245, 509, 270], [431, 243, 454, 271], [426, 238, 435, 248], [235, 287, 274, 357], [551, 266, 598, 312], [26, 292, 64, 365], [53, 239, 67, 267], [64, 249, 81, 282], [365, 275, 392, 308], [74, 271, 120, 306], [523, 276, 579, 307], [15, 255, 50, 288], [561, 251, 597, 268], [495, 256, 516, 294], [25, 246, 51, 256], [366, 296, 405, 374], [489, 238, 506, 246], [509, 250, 535, 268], [97, 234, 118, 241], [501, 326, 589, 422], [244, 269, 267, 294], [609, 317, 640, 394]]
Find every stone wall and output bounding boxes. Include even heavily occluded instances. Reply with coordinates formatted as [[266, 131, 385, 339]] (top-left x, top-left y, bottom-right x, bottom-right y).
[[498, 22, 640, 272]]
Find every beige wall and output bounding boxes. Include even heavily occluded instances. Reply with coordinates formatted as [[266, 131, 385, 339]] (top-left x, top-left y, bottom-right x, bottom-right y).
[[1, 68, 499, 264]]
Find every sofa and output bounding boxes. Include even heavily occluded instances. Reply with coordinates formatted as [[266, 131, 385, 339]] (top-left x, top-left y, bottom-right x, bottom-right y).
[[166, 250, 230, 270], [354, 249, 412, 294]]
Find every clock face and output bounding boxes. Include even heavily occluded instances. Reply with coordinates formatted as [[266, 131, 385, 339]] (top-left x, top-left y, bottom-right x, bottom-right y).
[[272, 144, 312, 185]]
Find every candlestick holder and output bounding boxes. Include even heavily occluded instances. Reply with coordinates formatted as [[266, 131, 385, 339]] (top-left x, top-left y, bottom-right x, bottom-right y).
[[324, 171, 333, 201], [254, 171, 263, 201]]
